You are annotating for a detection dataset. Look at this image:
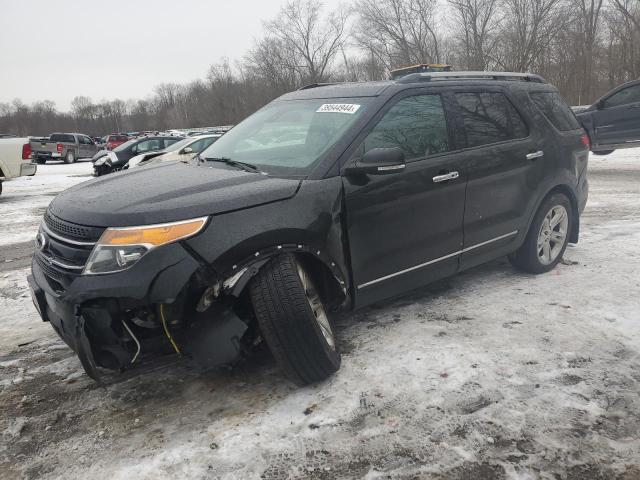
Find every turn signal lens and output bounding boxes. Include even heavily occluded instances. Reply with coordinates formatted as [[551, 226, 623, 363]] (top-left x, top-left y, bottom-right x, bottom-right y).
[[99, 217, 208, 247]]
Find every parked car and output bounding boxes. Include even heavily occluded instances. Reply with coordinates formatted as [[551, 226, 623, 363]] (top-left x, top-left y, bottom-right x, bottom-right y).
[[574, 79, 640, 155], [105, 134, 130, 151], [92, 135, 182, 176], [0, 137, 37, 195], [128, 134, 222, 168], [0, 133, 17, 139], [30, 133, 99, 164], [29, 72, 589, 384]]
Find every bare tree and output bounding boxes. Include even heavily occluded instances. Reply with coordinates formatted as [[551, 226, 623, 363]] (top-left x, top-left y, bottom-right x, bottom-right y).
[[448, 0, 503, 70], [575, 0, 605, 102], [496, 0, 567, 72], [354, 0, 441, 70], [262, 0, 350, 84]]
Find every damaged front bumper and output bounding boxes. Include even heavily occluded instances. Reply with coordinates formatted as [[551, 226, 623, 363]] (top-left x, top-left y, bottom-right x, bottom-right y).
[[28, 242, 250, 381]]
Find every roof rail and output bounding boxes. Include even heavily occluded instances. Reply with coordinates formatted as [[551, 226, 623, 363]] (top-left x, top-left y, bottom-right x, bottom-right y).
[[298, 82, 336, 90], [396, 71, 546, 84]]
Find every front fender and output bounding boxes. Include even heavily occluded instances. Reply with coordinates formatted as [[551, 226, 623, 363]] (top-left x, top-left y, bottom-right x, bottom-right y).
[[185, 177, 351, 297]]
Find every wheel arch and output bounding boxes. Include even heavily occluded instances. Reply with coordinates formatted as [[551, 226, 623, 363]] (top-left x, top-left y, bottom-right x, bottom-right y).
[[529, 184, 580, 244], [219, 243, 349, 309]]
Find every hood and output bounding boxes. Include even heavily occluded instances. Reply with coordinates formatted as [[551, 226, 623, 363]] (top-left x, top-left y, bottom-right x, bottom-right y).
[[49, 161, 301, 227], [92, 149, 109, 161]]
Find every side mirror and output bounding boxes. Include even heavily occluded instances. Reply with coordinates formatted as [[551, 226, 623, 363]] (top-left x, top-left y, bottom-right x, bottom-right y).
[[181, 146, 193, 154], [344, 147, 406, 175]]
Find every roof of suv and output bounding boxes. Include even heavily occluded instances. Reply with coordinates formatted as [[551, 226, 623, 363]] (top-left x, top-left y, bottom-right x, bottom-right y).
[[279, 71, 553, 101]]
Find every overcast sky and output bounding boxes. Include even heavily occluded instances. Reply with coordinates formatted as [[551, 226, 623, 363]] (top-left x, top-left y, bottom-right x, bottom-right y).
[[0, 0, 343, 111]]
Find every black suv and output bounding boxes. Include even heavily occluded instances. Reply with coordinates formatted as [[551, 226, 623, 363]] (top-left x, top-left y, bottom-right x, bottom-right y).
[[28, 72, 589, 384]]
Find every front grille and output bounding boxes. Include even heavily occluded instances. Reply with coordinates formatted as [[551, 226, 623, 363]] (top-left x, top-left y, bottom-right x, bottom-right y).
[[37, 211, 103, 287], [44, 211, 104, 242]]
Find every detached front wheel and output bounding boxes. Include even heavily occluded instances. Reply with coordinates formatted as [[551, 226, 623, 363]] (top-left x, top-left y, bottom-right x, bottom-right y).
[[249, 254, 340, 385]]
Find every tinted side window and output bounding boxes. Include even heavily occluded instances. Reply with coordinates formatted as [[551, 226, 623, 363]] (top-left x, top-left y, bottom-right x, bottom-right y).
[[604, 84, 640, 108], [456, 93, 528, 147], [164, 138, 180, 148], [530, 92, 581, 131], [362, 94, 449, 161]]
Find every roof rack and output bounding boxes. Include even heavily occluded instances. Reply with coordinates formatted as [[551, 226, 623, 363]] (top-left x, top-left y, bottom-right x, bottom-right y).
[[396, 71, 546, 84], [298, 82, 336, 90]]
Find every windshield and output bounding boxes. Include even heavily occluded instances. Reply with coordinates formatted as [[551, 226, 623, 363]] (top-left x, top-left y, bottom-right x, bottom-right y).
[[113, 138, 137, 152], [162, 137, 192, 152], [199, 98, 369, 176]]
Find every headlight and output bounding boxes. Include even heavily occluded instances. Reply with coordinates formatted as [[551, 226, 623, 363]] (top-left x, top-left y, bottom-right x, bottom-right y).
[[83, 216, 208, 275], [94, 156, 110, 166]]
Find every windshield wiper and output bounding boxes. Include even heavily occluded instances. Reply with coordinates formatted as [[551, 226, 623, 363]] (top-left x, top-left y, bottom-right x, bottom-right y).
[[202, 156, 261, 173]]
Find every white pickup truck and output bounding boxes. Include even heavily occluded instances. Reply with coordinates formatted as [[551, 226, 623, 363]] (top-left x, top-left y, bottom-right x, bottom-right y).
[[0, 137, 37, 195]]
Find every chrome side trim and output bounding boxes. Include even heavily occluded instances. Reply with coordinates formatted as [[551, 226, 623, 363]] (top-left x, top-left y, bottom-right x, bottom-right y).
[[377, 164, 406, 172], [460, 230, 519, 253], [40, 221, 97, 247], [357, 230, 518, 289], [38, 252, 85, 270]]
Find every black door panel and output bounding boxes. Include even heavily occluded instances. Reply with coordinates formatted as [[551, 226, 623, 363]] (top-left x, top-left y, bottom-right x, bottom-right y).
[[450, 90, 542, 268], [343, 92, 465, 307], [593, 104, 640, 146]]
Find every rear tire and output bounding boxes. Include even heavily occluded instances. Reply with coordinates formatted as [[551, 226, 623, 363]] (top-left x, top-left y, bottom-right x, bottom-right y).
[[509, 193, 572, 274], [249, 254, 341, 385], [65, 150, 75, 164], [593, 150, 614, 156]]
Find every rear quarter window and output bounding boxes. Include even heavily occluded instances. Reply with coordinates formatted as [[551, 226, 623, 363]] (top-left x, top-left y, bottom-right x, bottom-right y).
[[530, 92, 581, 131]]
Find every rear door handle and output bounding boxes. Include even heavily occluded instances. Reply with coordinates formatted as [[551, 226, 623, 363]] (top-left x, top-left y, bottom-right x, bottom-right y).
[[432, 171, 459, 183], [526, 150, 544, 160]]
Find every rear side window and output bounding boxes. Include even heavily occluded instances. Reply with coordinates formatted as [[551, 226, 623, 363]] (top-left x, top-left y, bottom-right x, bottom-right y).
[[603, 84, 640, 108], [362, 94, 449, 161], [455, 93, 528, 148], [530, 92, 581, 131]]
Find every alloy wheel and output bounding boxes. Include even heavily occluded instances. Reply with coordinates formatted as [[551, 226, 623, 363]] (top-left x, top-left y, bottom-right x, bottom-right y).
[[537, 205, 569, 265], [296, 262, 336, 350]]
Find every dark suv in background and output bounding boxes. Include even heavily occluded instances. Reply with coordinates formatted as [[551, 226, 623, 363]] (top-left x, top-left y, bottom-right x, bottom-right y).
[[29, 72, 589, 385], [575, 79, 640, 155], [92, 135, 182, 175]]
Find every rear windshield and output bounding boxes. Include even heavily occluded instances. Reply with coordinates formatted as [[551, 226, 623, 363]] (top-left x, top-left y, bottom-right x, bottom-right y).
[[109, 135, 128, 142], [530, 92, 582, 131], [50, 133, 75, 143]]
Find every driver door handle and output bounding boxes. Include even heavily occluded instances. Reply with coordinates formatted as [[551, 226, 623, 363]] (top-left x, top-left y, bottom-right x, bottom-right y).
[[432, 171, 459, 183], [526, 150, 544, 160]]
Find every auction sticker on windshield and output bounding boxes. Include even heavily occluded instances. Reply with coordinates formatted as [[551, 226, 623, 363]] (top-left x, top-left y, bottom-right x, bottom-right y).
[[316, 104, 361, 114]]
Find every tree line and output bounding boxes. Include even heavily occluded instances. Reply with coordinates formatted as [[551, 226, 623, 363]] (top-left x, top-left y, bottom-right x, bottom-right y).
[[1, 0, 638, 137]]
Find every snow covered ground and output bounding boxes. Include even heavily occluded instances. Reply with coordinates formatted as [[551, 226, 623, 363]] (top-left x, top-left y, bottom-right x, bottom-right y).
[[1, 152, 640, 479]]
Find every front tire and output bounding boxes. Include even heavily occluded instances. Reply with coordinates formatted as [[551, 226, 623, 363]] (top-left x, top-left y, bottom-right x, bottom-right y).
[[510, 193, 572, 274], [65, 150, 76, 164], [249, 254, 341, 385], [593, 150, 615, 156]]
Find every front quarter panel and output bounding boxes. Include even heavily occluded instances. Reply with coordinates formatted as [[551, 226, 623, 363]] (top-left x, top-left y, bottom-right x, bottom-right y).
[[185, 177, 349, 288]]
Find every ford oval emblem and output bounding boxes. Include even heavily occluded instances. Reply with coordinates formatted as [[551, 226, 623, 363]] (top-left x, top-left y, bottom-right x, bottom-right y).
[[35, 232, 47, 252]]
